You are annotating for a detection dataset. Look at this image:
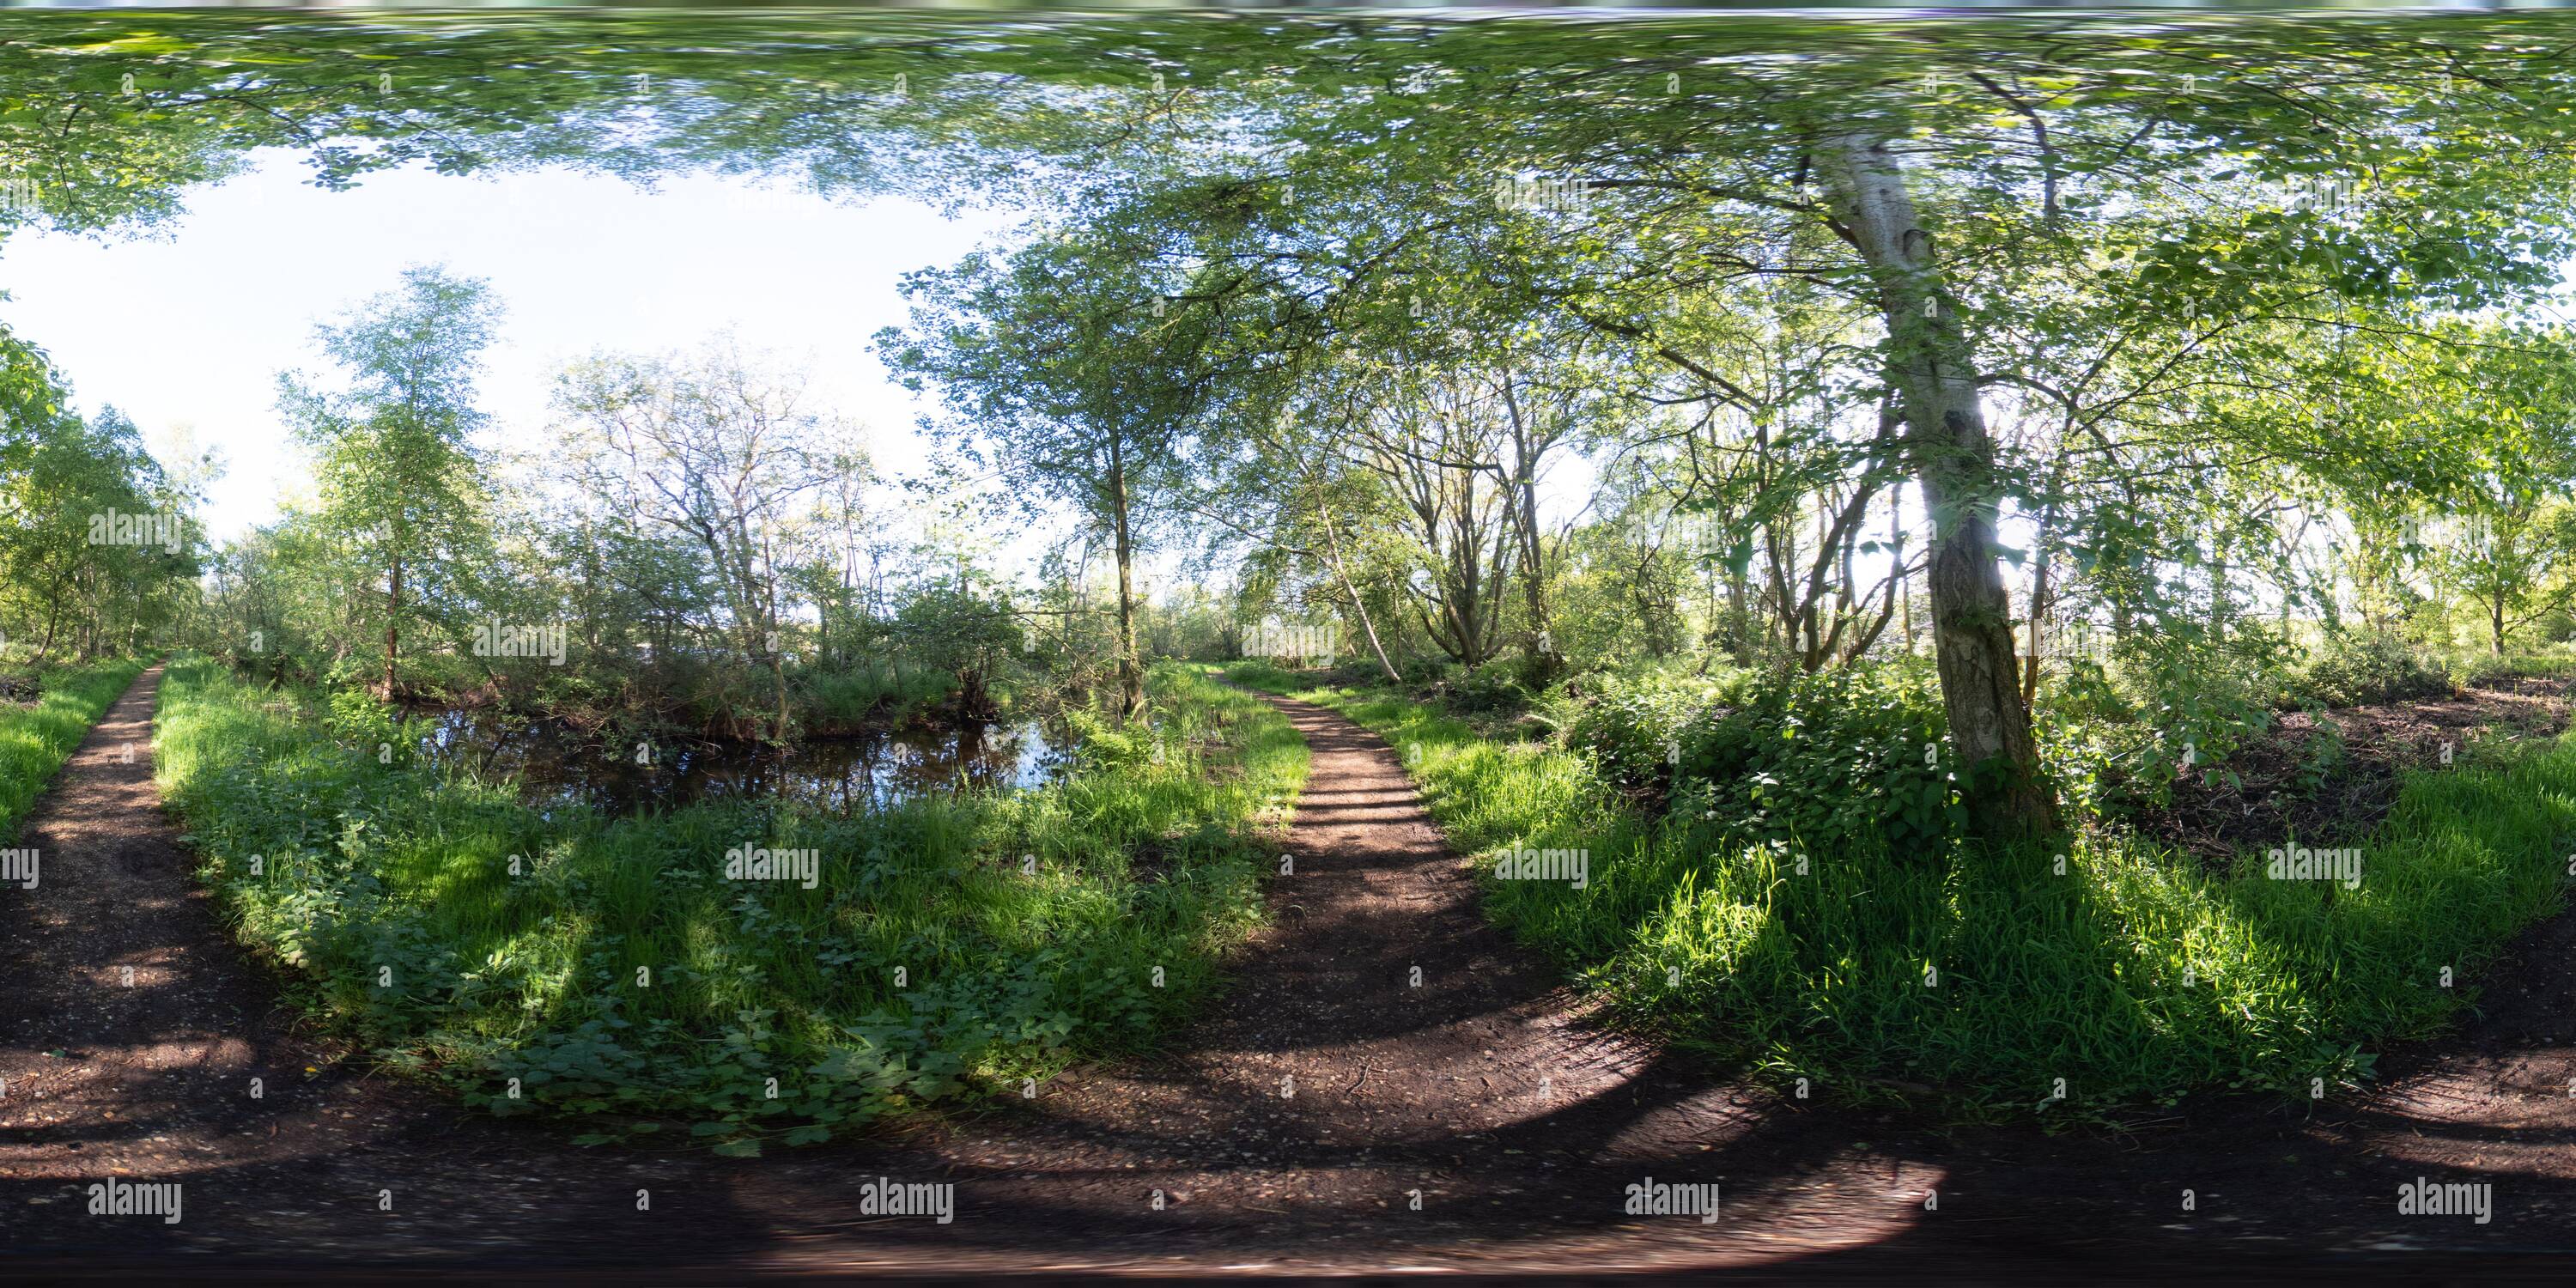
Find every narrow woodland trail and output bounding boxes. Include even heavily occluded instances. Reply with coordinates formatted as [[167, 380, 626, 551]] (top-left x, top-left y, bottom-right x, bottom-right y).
[[5, 671, 2576, 1280]]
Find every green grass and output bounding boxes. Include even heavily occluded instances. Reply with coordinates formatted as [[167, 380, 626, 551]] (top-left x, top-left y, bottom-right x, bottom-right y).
[[2457, 649, 2576, 687], [158, 653, 1305, 1153], [0, 657, 149, 843], [793, 665, 964, 732], [1224, 659, 2576, 1119]]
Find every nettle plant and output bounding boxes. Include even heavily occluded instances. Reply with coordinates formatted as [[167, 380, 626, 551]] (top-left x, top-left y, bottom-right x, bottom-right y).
[[323, 686, 407, 760], [1563, 670, 1724, 803], [1668, 662, 1960, 860], [2093, 634, 2287, 811]]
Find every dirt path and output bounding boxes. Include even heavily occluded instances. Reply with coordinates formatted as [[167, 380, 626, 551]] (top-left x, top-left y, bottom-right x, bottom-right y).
[[5, 671, 2576, 1279]]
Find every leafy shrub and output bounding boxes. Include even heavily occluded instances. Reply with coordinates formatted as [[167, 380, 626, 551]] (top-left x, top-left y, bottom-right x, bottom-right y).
[[324, 687, 400, 747], [2057, 635, 2282, 817], [1563, 670, 1723, 798], [1447, 659, 1531, 714], [795, 667, 955, 732], [2289, 631, 2452, 708], [1397, 655, 1450, 687], [1668, 660, 1958, 860], [2458, 648, 2576, 687], [2043, 652, 2133, 726], [2290, 718, 2351, 794]]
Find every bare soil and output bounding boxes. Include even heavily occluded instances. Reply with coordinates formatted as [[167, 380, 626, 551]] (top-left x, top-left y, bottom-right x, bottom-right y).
[[2131, 681, 2573, 864], [5, 668, 2576, 1281]]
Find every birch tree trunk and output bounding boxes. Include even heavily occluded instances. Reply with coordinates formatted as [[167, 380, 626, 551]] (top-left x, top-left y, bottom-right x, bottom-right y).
[[1821, 130, 2059, 840]]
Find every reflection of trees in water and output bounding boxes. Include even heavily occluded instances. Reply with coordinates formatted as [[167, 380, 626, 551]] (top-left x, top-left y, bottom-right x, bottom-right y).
[[419, 708, 1066, 816]]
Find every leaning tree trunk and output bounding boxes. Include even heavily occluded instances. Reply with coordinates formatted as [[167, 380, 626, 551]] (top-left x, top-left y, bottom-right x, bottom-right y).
[[1822, 129, 2059, 841], [1320, 502, 1403, 683], [33, 595, 61, 666]]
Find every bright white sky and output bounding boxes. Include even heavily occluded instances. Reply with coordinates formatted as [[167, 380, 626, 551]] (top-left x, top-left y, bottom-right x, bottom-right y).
[[0, 149, 1010, 545], [0, 147, 1604, 618]]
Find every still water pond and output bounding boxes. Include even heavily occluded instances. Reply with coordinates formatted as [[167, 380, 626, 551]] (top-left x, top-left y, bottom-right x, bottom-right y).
[[416, 708, 1075, 815]]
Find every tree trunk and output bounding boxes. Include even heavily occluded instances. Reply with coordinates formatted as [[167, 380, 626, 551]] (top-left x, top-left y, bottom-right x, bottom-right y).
[[2024, 493, 2063, 708], [1498, 375, 1558, 682], [1728, 562, 1753, 667], [1107, 445, 1146, 722], [1516, 485, 1554, 678], [31, 586, 62, 668], [1896, 484, 1915, 654], [1822, 129, 2058, 841], [2209, 550, 2229, 641], [383, 550, 403, 701], [771, 613, 791, 743], [2024, 551, 2052, 708]]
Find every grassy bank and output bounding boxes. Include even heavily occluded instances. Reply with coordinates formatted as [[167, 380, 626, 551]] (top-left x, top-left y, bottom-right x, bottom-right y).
[[1224, 659, 2576, 1118], [0, 658, 149, 842], [159, 653, 1306, 1152]]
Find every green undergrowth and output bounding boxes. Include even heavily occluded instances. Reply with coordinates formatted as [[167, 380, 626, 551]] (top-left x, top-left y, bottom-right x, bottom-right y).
[[1223, 659, 2576, 1121], [157, 653, 1305, 1153], [0, 657, 149, 842]]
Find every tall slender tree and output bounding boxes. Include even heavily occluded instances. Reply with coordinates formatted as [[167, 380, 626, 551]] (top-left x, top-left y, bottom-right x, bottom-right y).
[[276, 264, 499, 700]]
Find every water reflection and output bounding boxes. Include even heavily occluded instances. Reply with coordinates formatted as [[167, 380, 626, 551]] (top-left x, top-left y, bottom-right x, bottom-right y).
[[416, 708, 1075, 816]]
